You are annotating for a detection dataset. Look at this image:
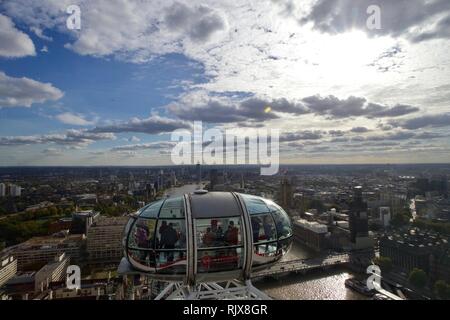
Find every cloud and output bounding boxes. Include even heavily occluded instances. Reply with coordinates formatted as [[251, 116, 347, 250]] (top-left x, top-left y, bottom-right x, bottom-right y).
[[91, 115, 191, 134], [0, 13, 35, 58], [42, 148, 63, 156], [0, 71, 64, 108], [390, 114, 450, 130], [301, 95, 419, 119], [351, 127, 370, 133], [1, 1, 228, 63], [111, 141, 176, 152], [0, 129, 115, 147], [168, 96, 284, 123], [280, 130, 324, 142], [56, 112, 95, 126], [164, 2, 227, 42], [368, 104, 420, 118], [29, 26, 53, 41], [129, 136, 141, 143], [299, 0, 450, 42]]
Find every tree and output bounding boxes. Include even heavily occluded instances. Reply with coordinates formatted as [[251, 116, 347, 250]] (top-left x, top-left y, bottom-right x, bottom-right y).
[[391, 212, 409, 228], [408, 268, 427, 289], [434, 280, 450, 300], [373, 256, 392, 273]]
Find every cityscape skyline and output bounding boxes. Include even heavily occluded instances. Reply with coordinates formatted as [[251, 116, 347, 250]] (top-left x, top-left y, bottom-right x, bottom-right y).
[[1, 0, 450, 166]]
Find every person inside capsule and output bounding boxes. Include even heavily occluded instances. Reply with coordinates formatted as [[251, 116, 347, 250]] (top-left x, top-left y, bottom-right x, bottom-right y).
[[125, 193, 292, 275]]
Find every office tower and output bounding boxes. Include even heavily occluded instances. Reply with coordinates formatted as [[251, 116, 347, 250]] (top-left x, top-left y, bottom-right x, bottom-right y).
[[0, 183, 5, 197]]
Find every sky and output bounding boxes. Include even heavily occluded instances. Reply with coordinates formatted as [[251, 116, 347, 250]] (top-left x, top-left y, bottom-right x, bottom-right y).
[[0, 0, 450, 166]]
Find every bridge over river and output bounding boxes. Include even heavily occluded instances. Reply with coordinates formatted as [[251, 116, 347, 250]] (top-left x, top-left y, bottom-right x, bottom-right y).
[[252, 254, 350, 278]]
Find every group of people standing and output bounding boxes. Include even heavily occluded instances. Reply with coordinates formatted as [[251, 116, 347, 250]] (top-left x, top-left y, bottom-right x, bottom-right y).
[[201, 219, 239, 247]]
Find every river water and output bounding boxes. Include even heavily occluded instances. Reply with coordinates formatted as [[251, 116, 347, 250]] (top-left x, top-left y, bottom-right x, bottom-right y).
[[254, 242, 368, 300], [164, 184, 367, 300]]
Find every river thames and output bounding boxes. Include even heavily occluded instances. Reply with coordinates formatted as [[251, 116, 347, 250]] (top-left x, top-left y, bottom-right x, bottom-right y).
[[254, 242, 368, 300]]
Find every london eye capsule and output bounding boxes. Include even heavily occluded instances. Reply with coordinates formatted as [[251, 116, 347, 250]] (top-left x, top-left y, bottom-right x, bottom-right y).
[[122, 191, 293, 284]]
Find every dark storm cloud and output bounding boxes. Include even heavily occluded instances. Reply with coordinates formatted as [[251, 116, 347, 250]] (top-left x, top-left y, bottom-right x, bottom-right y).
[[390, 114, 450, 130], [299, 0, 450, 42], [91, 116, 191, 135], [164, 2, 226, 42]]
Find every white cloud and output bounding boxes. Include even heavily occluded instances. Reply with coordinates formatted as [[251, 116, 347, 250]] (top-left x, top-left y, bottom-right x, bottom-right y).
[[0, 13, 35, 58], [56, 112, 95, 126], [0, 71, 64, 108], [1, 0, 450, 163]]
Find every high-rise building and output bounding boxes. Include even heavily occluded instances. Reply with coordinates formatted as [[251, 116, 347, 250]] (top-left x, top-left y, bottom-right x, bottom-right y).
[[279, 177, 293, 209], [86, 216, 128, 267], [348, 186, 371, 248], [0, 183, 5, 197]]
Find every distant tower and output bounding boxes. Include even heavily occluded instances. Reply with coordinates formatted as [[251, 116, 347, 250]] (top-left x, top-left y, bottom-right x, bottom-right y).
[[240, 173, 245, 189], [280, 177, 293, 209], [349, 186, 369, 244]]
